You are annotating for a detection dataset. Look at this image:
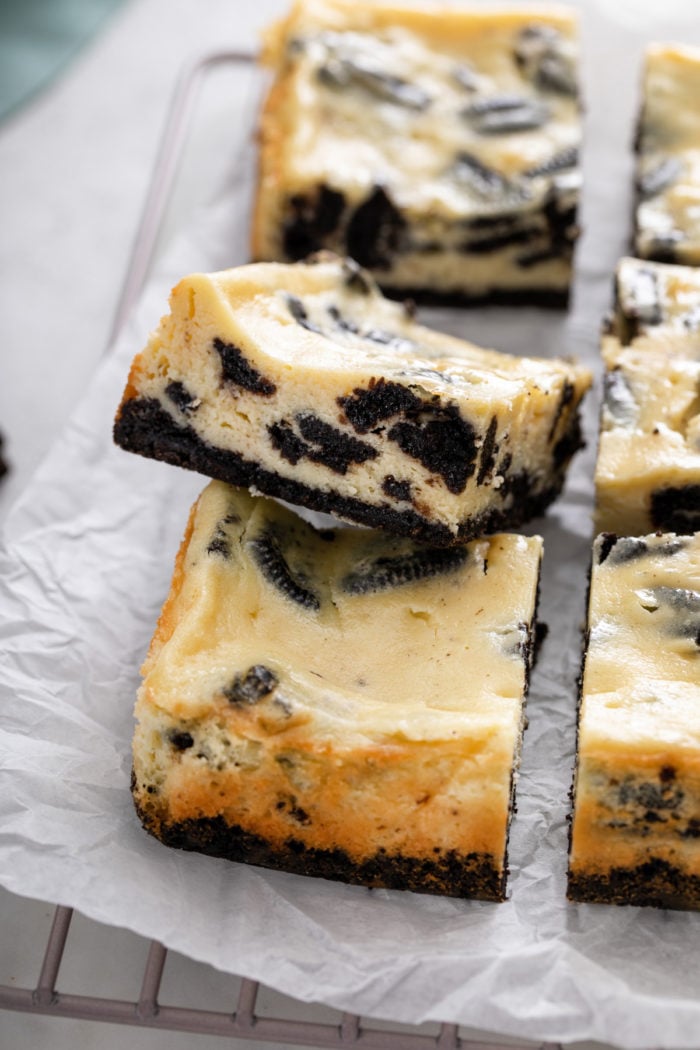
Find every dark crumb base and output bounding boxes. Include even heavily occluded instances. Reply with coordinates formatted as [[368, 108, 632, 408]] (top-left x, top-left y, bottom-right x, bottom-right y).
[[133, 792, 505, 901], [651, 485, 700, 535], [380, 284, 570, 310], [114, 397, 565, 546], [568, 859, 700, 911]]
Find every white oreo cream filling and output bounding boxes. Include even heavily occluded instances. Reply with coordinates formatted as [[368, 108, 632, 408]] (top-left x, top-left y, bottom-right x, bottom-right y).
[[132, 481, 544, 898], [253, 0, 581, 300], [114, 256, 591, 544]]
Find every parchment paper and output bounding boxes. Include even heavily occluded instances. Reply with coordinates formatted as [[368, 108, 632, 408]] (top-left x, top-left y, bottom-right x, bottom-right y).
[[1, 1, 699, 1045]]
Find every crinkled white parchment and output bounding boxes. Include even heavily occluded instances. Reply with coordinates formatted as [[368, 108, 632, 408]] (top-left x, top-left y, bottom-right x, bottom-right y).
[[1, 2, 700, 1045]]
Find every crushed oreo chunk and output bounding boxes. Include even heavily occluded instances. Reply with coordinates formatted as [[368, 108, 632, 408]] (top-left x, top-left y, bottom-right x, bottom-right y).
[[287, 295, 323, 334], [268, 414, 378, 474], [598, 535, 649, 566], [165, 380, 201, 416], [452, 62, 479, 91], [616, 265, 663, 340], [651, 486, 700, 533], [341, 545, 468, 595], [603, 369, 638, 427], [476, 416, 499, 485], [248, 531, 320, 611], [642, 232, 684, 264], [451, 151, 528, 203], [514, 24, 577, 97], [339, 379, 421, 433], [464, 94, 550, 134], [327, 304, 360, 335], [388, 404, 478, 494], [637, 157, 683, 201], [297, 413, 378, 472], [283, 185, 346, 260], [345, 186, 406, 270], [168, 730, 194, 751], [382, 475, 412, 503], [342, 258, 374, 296], [523, 146, 578, 179], [225, 665, 278, 705], [214, 338, 276, 396], [317, 55, 431, 111]]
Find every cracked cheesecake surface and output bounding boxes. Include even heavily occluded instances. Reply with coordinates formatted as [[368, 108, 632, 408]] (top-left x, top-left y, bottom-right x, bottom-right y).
[[252, 0, 582, 304], [132, 481, 543, 899], [114, 255, 590, 545], [568, 531, 700, 910]]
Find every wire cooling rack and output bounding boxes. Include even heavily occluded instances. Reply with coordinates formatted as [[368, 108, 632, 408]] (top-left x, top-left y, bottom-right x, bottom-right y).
[[0, 49, 566, 1049]]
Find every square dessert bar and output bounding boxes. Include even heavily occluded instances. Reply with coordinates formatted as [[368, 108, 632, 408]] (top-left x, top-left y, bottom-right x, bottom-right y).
[[132, 481, 544, 900], [114, 255, 591, 546], [568, 531, 700, 910], [634, 43, 700, 265], [252, 0, 581, 305], [594, 257, 700, 535]]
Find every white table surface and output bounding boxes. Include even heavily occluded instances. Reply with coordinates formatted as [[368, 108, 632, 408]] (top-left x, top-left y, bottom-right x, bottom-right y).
[[0, 1, 696, 1048]]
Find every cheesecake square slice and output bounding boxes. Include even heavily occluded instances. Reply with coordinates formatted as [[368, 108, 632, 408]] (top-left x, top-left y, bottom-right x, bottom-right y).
[[634, 44, 700, 266], [114, 255, 590, 546], [132, 481, 544, 900], [252, 0, 582, 305], [594, 257, 700, 536], [568, 531, 700, 910]]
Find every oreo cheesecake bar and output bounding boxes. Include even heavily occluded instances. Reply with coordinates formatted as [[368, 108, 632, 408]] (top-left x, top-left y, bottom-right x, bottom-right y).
[[634, 44, 700, 265], [595, 257, 700, 535], [114, 256, 591, 546], [568, 532, 700, 910], [132, 481, 544, 900], [252, 0, 582, 305]]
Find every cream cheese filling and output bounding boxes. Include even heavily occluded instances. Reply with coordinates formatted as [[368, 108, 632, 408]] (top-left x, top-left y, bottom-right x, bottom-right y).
[[140, 483, 543, 748]]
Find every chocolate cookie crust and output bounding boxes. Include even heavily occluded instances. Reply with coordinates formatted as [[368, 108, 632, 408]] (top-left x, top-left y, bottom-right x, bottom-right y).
[[133, 787, 505, 900], [115, 395, 572, 545]]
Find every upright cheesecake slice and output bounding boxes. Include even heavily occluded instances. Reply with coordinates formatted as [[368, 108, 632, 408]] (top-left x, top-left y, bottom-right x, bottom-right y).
[[114, 256, 590, 546], [568, 532, 700, 910], [594, 257, 700, 535], [132, 481, 543, 900], [252, 0, 581, 304], [634, 43, 700, 265]]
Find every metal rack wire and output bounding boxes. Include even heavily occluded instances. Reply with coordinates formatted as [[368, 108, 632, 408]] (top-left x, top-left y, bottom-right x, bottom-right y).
[[0, 902, 562, 1048], [0, 49, 563, 1049]]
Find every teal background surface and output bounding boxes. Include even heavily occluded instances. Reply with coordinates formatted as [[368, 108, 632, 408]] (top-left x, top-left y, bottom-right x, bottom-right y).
[[0, 0, 126, 120]]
